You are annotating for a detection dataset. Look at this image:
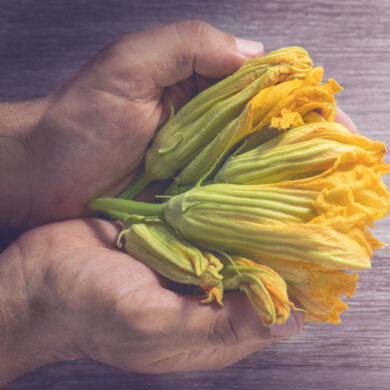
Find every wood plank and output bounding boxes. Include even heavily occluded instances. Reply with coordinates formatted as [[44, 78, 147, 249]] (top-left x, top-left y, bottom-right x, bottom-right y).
[[1, 0, 390, 388]]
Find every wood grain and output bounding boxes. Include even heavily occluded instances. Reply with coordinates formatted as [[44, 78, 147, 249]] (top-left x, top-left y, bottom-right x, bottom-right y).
[[1, 0, 390, 389]]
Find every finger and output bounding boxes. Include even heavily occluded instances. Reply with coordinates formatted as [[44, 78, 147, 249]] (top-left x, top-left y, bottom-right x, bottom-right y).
[[141, 292, 303, 373], [139, 289, 303, 362], [149, 20, 263, 86], [335, 106, 359, 133], [157, 78, 198, 127], [170, 311, 304, 372], [108, 20, 263, 89], [80, 218, 122, 247], [181, 291, 303, 347], [145, 338, 277, 373], [163, 74, 224, 113], [158, 74, 224, 127]]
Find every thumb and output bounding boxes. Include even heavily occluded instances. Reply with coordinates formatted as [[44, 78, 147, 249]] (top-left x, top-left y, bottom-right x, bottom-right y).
[[335, 106, 359, 133], [100, 20, 263, 90], [128, 20, 264, 87], [157, 20, 264, 86], [186, 291, 303, 348], [148, 290, 303, 373]]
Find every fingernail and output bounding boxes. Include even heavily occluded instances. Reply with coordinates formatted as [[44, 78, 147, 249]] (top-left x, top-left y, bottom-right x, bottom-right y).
[[235, 38, 264, 56], [335, 106, 359, 134], [270, 311, 301, 338]]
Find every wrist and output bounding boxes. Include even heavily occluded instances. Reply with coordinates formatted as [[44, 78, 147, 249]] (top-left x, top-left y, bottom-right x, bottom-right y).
[[0, 98, 50, 135], [0, 97, 51, 229], [0, 231, 77, 386]]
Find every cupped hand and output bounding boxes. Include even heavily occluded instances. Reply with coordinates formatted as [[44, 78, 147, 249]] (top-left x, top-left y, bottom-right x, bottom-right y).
[[11, 21, 263, 229], [4, 20, 358, 230], [0, 218, 302, 384]]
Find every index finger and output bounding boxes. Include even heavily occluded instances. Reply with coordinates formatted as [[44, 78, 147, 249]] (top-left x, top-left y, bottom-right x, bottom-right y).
[[335, 106, 359, 133]]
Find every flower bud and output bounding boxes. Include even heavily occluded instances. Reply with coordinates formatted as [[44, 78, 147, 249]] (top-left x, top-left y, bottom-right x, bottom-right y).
[[214, 122, 386, 185], [222, 257, 294, 326], [173, 68, 342, 188], [240, 255, 358, 324], [121, 220, 224, 304], [162, 181, 385, 270]]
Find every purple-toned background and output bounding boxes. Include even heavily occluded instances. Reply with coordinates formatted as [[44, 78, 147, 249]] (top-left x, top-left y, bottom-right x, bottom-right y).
[[1, 0, 390, 389]]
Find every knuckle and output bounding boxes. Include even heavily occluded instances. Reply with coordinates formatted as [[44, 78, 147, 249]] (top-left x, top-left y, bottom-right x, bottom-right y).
[[208, 314, 239, 347], [176, 19, 210, 39], [103, 35, 128, 58], [173, 20, 213, 73]]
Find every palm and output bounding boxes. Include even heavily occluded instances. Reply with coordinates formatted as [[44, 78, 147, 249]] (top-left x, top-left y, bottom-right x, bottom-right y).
[[28, 59, 200, 226], [21, 218, 281, 373], [26, 218, 180, 367]]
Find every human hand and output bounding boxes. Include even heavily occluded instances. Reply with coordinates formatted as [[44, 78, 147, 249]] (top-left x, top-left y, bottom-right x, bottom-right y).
[[0, 218, 303, 385], [0, 21, 264, 229]]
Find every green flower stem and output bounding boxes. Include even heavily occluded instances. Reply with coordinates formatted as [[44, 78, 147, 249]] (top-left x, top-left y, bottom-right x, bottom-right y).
[[118, 172, 152, 200], [88, 197, 164, 218]]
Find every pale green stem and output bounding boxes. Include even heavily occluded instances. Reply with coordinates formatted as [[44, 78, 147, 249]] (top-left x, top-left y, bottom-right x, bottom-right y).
[[88, 197, 164, 218]]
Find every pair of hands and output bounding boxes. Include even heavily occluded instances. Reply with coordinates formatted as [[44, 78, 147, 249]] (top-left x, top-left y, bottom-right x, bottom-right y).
[[1, 20, 358, 384]]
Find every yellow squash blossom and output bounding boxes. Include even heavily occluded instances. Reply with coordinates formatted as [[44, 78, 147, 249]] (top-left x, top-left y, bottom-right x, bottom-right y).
[[214, 122, 386, 185], [173, 67, 342, 188], [238, 255, 358, 324], [89, 159, 389, 323], [275, 162, 390, 225], [287, 270, 358, 324], [161, 192, 382, 270], [222, 257, 294, 326], [120, 48, 312, 199], [88, 45, 390, 326], [239, 46, 312, 71], [89, 163, 389, 270], [242, 66, 341, 151], [118, 218, 224, 305]]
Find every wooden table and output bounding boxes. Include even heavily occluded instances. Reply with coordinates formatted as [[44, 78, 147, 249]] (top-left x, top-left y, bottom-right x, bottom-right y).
[[1, 0, 390, 389]]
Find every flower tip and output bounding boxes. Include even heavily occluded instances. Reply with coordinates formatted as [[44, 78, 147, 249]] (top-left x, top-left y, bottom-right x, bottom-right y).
[[201, 285, 224, 306]]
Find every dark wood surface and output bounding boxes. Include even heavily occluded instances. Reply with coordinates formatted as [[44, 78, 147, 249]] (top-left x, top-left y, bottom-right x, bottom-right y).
[[1, 0, 390, 389]]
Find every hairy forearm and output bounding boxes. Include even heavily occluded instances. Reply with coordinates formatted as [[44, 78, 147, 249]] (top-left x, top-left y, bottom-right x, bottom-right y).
[[0, 98, 49, 229], [0, 234, 73, 386], [0, 241, 35, 385], [0, 99, 48, 135]]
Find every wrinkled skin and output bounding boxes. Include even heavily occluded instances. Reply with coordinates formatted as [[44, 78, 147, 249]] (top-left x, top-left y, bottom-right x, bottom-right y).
[[0, 218, 303, 385], [1, 21, 355, 230], [2, 21, 263, 229]]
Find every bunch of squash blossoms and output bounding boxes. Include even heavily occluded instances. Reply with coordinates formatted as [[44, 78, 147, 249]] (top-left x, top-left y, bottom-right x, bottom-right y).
[[90, 47, 390, 326]]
